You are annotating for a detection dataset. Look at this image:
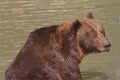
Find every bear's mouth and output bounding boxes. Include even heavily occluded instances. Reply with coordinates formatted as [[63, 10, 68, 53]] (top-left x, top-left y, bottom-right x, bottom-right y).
[[104, 47, 111, 52], [95, 47, 111, 53]]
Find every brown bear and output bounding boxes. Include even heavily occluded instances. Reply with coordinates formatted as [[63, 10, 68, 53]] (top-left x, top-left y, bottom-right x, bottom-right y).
[[5, 11, 111, 80]]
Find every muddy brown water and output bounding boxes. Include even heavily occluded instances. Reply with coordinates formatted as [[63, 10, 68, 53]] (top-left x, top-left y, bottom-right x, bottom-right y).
[[0, 0, 120, 80]]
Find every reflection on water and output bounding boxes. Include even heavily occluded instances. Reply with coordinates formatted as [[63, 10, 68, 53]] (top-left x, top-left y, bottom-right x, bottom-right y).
[[0, 0, 120, 80]]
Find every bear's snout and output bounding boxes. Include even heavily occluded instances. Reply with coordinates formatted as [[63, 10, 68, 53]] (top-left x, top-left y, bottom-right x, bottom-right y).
[[104, 43, 111, 48], [103, 41, 111, 51]]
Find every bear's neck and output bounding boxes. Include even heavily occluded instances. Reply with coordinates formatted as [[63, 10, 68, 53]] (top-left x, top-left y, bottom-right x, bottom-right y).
[[60, 34, 83, 63]]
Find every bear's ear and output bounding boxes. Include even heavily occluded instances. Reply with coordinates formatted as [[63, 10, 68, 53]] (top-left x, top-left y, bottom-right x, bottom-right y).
[[71, 20, 81, 34], [86, 11, 94, 19]]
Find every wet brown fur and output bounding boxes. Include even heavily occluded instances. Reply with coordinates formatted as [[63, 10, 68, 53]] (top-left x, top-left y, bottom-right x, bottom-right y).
[[5, 12, 111, 80]]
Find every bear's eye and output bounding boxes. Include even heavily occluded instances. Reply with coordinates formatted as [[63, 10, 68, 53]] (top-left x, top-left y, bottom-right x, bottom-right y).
[[85, 31, 97, 38]]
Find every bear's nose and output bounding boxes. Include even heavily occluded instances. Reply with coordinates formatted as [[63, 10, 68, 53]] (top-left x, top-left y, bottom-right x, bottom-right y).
[[104, 43, 111, 48]]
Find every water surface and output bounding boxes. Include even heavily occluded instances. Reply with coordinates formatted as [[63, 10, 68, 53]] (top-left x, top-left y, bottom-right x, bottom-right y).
[[0, 0, 120, 80]]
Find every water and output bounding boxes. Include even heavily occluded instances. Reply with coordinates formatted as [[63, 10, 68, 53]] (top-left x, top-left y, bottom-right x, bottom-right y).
[[0, 0, 120, 80]]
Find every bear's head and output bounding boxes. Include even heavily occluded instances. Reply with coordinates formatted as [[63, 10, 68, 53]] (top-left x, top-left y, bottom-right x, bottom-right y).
[[75, 11, 111, 54]]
